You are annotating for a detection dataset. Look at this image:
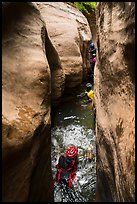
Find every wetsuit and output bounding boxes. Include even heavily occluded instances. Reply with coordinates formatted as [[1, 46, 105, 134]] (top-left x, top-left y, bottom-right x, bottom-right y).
[[89, 48, 96, 54], [56, 155, 77, 188]]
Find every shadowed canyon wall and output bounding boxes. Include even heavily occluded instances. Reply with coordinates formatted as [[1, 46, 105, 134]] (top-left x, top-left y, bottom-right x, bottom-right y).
[[2, 2, 53, 202], [2, 2, 91, 202], [94, 2, 135, 202]]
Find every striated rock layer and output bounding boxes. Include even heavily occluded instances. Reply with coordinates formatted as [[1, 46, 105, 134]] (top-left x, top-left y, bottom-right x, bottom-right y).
[[2, 2, 91, 202], [94, 2, 135, 202]]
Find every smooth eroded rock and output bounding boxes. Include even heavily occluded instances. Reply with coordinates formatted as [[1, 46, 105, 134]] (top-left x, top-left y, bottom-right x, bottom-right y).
[[2, 2, 53, 201], [94, 2, 135, 202]]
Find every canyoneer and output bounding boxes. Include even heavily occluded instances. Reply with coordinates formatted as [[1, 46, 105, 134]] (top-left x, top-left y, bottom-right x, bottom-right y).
[[88, 42, 97, 83], [89, 42, 96, 55], [89, 53, 96, 83], [85, 83, 94, 101], [77, 83, 94, 102], [55, 145, 78, 188]]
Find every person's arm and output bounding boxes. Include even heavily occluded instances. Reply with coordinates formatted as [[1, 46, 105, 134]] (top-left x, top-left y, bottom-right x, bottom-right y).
[[90, 48, 96, 54], [77, 91, 87, 98], [71, 159, 77, 179]]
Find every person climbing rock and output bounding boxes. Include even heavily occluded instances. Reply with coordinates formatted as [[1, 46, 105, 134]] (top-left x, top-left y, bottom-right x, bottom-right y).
[[55, 145, 78, 188], [85, 83, 94, 101], [89, 53, 96, 81], [77, 83, 94, 102], [88, 42, 97, 83], [89, 42, 96, 57], [89, 42, 96, 59]]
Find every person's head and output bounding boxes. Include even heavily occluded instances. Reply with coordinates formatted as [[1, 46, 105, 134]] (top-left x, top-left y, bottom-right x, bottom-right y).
[[86, 83, 92, 92], [90, 43, 94, 49], [65, 145, 78, 159]]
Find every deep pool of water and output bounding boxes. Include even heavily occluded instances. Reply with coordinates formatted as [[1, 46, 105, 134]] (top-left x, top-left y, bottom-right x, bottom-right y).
[[51, 84, 96, 202]]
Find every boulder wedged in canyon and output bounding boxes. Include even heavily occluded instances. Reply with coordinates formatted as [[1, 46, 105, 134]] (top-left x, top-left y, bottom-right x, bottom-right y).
[[94, 2, 135, 202]]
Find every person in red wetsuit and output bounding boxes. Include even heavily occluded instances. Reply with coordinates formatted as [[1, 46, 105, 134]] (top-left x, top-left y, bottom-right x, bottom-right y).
[[55, 145, 78, 188]]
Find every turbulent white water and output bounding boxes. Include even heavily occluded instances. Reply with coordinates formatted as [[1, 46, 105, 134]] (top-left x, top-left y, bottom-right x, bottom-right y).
[[51, 85, 96, 202]]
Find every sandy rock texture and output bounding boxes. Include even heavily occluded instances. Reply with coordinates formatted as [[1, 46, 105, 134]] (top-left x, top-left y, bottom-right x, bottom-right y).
[[2, 2, 91, 202], [2, 2, 53, 202], [94, 2, 135, 202], [36, 2, 91, 91]]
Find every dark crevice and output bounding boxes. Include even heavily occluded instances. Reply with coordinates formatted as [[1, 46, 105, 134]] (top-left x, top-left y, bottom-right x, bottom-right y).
[[28, 123, 54, 202], [41, 25, 65, 107], [41, 26, 62, 72]]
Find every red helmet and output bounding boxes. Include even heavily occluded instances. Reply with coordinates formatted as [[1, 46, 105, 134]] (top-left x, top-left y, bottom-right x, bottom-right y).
[[65, 146, 78, 158]]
